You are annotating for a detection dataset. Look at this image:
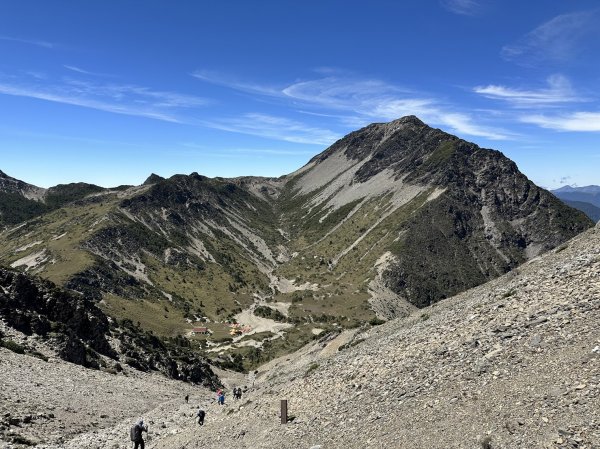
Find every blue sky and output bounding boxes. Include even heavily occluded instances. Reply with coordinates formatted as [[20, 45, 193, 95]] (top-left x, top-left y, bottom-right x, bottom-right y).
[[1, 0, 599, 188]]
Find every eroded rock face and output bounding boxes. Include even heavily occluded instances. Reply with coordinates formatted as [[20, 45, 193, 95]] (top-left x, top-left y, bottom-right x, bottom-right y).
[[0, 267, 221, 388], [0, 268, 114, 366]]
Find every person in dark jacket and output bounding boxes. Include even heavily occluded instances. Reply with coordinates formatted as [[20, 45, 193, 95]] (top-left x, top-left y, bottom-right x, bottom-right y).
[[133, 420, 148, 449], [196, 407, 206, 426]]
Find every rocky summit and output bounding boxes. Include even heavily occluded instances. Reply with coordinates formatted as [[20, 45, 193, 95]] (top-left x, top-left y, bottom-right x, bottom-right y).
[[1, 205, 598, 448], [0, 117, 592, 372]]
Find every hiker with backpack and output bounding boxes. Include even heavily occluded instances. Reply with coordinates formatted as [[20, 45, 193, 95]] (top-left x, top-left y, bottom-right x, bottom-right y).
[[130, 419, 148, 449], [232, 387, 242, 400], [196, 407, 206, 426], [217, 389, 225, 405]]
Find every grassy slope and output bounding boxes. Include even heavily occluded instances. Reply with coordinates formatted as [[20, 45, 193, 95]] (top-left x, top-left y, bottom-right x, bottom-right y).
[[0, 195, 116, 284], [275, 180, 435, 323], [1, 162, 591, 371]]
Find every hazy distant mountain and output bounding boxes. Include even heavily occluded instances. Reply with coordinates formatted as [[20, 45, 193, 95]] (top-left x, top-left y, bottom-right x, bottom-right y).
[[552, 185, 600, 208], [553, 185, 600, 195], [0, 116, 592, 370], [561, 199, 600, 222]]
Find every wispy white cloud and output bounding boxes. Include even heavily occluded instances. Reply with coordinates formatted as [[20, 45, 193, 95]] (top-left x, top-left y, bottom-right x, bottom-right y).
[[558, 176, 572, 185], [63, 65, 113, 77], [64, 79, 209, 108], [281, 77, 413, 110], [501, 10, 600, 65], [440, 0, 481, 16], [200, 113, 340, 146], [0, 35, 55, 49], [520, 112, 600, 132], [474, 74, 583, 107], [181, 142, 315, 156], [193, 71, 510, 140], [193, 70, 416, 110], [23, 71, 47, 80], [0, 82, 179, 122], [0, 75, 209, 123], [191, 70, 280, 97], [283, 78, 510, 140], [436, 113, 511, 140]]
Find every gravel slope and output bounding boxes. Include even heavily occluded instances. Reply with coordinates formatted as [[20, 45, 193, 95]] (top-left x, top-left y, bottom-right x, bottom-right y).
[[2, 225, 599, 449], [157, 224, 600, 449]]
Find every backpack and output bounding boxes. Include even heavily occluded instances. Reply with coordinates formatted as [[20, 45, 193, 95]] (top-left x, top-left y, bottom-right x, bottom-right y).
[[129, 425, 136, 442], [197, 410, 205, 419]]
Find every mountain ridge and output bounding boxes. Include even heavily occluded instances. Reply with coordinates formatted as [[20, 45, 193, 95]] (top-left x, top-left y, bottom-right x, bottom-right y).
[[0, 116, 593, 371]]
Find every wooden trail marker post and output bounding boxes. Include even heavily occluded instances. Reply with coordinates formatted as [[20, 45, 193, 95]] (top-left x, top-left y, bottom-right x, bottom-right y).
[[281, 399, 288, 424]]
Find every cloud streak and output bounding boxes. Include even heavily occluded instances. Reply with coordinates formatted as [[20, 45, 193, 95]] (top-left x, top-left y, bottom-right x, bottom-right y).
[[63, 65, 114, 77], [501, 10, 600, 65], [0, 75, 209, 123], [200, 113, 340, 146], [193, 71, 510, 140], [440, 0, 481, 16], [180, 142, 316, 156], [474, 74, 583, 107], [0, 35, 55, 49], [520, 112, 600, 132], [436, 113, 510, 140]]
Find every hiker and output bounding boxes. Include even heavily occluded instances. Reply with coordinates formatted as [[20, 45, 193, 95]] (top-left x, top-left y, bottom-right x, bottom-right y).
[[130, 419, 148, 449], [233, 387, 239, 400], [185, 394, 189, 403], [237, 387, 243, 400], [196, 407, 206, 426], [217, 389, 225, 405]]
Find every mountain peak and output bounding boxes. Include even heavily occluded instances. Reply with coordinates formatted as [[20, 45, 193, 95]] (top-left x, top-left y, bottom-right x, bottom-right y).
[[0, 169, 45, 200], [143, 173, 165, 185], [388, 115, 426, 126]]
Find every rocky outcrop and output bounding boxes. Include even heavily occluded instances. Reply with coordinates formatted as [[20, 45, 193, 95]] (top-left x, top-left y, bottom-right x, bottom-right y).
[[0, 267, 220, 388], [0, 169, 46, 200], [0, 267, 114, 367], [143, 172, 165, 185]]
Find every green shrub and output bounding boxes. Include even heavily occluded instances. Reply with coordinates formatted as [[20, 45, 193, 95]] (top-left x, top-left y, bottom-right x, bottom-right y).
[[369, 317, 386, 326], [29, 350, 49, 362], [338, 338, 365, 351], [10, 434, 36, 446], [0, 339, 26, 354], [305, 362, 319, 376], [254, 306, 287, 322]]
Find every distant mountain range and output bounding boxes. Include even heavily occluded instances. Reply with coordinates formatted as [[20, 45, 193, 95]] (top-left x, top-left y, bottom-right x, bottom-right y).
[[0, 116, 593, 371], [551, 185, 600, 222]]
